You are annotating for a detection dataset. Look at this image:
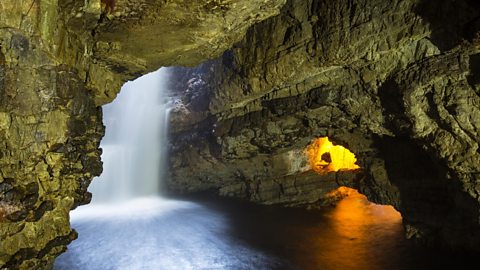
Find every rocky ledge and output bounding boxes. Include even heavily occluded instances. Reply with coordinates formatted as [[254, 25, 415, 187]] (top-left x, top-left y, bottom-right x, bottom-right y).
[[0, 0, 284, 268], [168, 0, 480, 252], [0, 0, 479, 268]]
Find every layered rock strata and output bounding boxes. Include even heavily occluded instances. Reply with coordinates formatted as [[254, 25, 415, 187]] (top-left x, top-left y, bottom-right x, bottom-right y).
[[0, 0, 284, 268], [0, 0, 479, 267], [169, 0, 480, 251]]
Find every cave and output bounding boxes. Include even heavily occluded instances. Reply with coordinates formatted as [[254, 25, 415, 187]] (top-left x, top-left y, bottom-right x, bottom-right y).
[[306, 137, 361, 174], [0, 0, 479, 269]]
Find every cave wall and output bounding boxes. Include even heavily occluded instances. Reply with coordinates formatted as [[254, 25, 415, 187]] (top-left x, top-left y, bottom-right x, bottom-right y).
[[0, 0, 284, 268], [169, 0, 480, 251], [0, 0, 479, 267], [382, 49, 480, 248]]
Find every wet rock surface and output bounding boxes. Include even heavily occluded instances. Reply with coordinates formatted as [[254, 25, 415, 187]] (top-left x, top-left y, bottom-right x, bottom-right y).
[[0, 0, 479, 267], [169, 0, 480, 252], [0, 0, 284, 268]]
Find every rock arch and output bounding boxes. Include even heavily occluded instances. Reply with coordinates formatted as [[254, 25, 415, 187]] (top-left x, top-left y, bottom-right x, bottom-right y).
[[0, 0, 479, 268]]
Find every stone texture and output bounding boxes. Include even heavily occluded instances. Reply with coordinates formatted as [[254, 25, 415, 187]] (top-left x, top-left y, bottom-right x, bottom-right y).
[[0, 58, 103, 269], [380, 46, 480, 249], [169, 0, 480, 252], [0, 0, 479, 267], [92, 0, 286, 96], [0, 0, 284, 268]]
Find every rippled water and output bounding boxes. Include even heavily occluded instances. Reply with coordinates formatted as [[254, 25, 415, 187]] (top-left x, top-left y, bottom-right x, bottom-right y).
[[54, 192, 474, 270]]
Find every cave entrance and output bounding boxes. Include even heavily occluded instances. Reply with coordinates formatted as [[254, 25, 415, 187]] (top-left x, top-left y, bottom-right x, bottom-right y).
[[306, 137, 361, 174], [306, 137, 402, 228]]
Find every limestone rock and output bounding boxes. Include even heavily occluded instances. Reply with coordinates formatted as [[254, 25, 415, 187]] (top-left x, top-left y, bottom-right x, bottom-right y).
[[169, 0, 480, 252], [0, 0, 284, 268], [0, 0, 479, 267]]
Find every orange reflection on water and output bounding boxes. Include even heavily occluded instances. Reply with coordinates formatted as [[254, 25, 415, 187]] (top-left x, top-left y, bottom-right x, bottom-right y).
[[312, 187, 403, 270], [306, 137, 360, 174], [328, 188, 402, 237]]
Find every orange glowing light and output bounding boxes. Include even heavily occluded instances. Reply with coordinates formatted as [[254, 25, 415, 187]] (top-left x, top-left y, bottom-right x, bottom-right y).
[[327, 187, 403, 237], [306, 137, 360, 174]]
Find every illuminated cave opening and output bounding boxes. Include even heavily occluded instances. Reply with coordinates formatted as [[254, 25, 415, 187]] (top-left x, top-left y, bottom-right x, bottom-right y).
[[306, 137, 361, 174], [305, 138, 402, 244]]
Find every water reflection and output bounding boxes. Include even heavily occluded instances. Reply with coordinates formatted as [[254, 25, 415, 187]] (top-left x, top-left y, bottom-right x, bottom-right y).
[[329, 187, 402, 246], [310, 188, 404, 270], [55, 192, 474, 270], [54, 197, 281, 270]]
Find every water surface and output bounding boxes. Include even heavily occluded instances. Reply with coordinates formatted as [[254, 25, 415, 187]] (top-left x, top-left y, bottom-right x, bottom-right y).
[[54, 193, 474, 270]]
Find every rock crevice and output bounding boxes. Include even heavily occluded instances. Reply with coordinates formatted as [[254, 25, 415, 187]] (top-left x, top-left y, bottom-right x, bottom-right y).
[[0, 0, 479, 267], [168, 0, 480, 252]]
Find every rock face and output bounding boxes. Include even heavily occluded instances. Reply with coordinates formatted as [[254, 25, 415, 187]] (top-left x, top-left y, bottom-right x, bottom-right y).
[[0, 0, 284, 268], [169, 0, 480, 252], [0, 0, 479, 268]]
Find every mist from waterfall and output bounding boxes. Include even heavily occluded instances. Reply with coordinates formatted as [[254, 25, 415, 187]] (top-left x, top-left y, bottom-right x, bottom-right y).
[[54, 68, 280, 270], [89, 68, 171, 203], [53, 67, 454, 270]]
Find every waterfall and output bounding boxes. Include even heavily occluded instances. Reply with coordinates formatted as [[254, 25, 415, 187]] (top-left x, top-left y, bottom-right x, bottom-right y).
[[89, 68, 171, 203], [54, 65, 438, 270]]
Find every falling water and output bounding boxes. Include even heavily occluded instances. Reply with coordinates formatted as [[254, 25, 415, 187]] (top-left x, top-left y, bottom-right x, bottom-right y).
[[89, 68, 171, 202], [54, 68, 280, 270], [54, 68, 471, 270]]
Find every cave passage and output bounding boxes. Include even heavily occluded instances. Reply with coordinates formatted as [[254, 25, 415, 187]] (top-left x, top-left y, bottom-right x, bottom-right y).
[[307, 137, 361, 174], [53, 70, 472, 270]]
